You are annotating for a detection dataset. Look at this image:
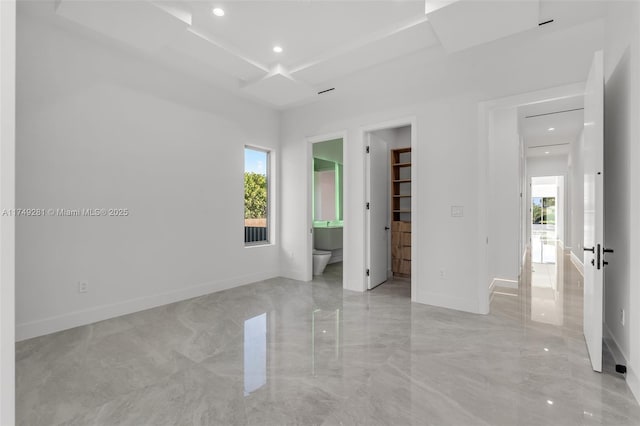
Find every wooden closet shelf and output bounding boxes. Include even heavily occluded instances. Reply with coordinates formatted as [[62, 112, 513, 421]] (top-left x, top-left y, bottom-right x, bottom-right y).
[[391, 147, 412, 278]]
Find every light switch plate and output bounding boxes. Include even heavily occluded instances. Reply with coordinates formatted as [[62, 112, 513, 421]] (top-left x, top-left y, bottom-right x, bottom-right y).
[[451, 205, 464, 217]]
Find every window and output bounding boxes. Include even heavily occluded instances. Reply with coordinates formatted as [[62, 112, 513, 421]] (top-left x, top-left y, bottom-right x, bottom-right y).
[[244, 147, 270, 245], [532, 197, 556, 225]]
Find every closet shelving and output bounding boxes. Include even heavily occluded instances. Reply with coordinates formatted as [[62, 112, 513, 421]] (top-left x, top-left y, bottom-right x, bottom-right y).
[[390, 147, 411, 278]]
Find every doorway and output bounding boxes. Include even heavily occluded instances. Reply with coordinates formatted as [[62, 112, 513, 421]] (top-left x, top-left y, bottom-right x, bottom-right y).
[[309, 137, 344, 285], [530, 175, 564, 264], [529, 176, 566, 326], [364, 122, 414, 297], [483, 52, 605, 373]]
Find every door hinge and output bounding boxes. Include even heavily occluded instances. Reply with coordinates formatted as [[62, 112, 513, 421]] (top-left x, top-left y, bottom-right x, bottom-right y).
[[366, 269, 370, 276], [366, 146, 370, 154], [366, 202, 370, 210]]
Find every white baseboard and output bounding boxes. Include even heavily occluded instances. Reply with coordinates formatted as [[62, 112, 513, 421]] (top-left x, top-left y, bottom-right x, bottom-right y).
[[489, 280, 496, 304], [16, 269, 280, 341], [604, 323, 628, 366], [417, 291, 483, 315], [603, 324, 639, 405], [570, 250, 584, 276], [281, 268, 309, 282], [492, 278, 518, 289], [344, 277, 365, 293], [627, 365, 640, 405]]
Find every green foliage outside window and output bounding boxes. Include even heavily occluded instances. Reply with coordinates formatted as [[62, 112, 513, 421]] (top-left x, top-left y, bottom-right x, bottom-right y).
[[532, 197, 556, 225], [244, 172, 267, 219]]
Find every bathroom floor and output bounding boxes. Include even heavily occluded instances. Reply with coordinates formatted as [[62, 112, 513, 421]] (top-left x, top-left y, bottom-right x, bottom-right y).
[[316, 261, 342, 282], [15, 253, 640, 425]]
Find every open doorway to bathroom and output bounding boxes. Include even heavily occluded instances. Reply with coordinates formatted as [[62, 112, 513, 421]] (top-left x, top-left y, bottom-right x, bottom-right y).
[[310, 138, 344, 285], [364, 123, 414, 299]]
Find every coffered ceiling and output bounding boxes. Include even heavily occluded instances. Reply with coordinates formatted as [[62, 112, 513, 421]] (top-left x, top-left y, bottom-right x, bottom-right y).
[[26, 0, 607, 109]]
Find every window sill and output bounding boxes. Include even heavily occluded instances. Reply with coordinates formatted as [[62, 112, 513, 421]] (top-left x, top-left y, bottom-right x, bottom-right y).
[[244, 242, 275, 249]]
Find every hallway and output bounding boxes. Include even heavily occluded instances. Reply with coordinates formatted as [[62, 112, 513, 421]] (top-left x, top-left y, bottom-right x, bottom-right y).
[[16, 253, 640, 425]]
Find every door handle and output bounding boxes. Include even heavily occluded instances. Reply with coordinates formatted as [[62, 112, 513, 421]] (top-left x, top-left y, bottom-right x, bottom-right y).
[[384, 226, 390, 230], [584, 247, 595, 253], [597, 243, 601, 270]]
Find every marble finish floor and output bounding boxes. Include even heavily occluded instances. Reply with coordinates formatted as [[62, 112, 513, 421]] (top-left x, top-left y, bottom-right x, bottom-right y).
[[16, 257, 640, 425]]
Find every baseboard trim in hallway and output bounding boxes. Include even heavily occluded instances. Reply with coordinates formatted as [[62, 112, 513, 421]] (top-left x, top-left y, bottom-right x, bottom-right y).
[[570, 250, 584, 276], [491, 278, 518, 289], [604, 323, 628, 367], [16, 270, 280, 341], [604, 324, 640, 405], [627, 365, 640, 406]]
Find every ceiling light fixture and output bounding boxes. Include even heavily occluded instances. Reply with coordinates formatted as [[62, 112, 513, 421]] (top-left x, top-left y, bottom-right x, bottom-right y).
[[548, 127, 555, 131], [273, 46, 283, 53], [212, 8, 225, 17], [545, 151, 550, 154]]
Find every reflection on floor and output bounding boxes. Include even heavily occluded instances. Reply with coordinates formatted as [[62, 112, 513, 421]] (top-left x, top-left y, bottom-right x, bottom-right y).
[[530, 240, 564, 326], [531, 224, 558, 264], [16, 253, 640, 425]]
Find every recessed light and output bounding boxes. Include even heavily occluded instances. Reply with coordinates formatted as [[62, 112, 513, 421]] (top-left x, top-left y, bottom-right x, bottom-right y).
[[273, 45, 283, 53], [547, 400, 554, 405], [548, 127, 555, 131], [545, 151, 550, 154], [212, 8, 225, 17], [544, 347, 549, 352]]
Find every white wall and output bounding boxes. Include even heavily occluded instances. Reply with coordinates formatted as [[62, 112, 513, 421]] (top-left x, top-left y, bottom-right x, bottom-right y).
[[603, 0, 640, 402], [527, 155, 569, 178], [280, 18, 604, 314], [519, 137, 527, 265], [15, 8, 280, 340], [568, 131, 585, 257], [488, 108, 520, 283], [0, 0, 16, 423], [391, 126, 411, 150]]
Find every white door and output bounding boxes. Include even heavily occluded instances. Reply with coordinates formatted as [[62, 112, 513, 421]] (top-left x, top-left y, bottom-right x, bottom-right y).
[[583, 50, 604, 372], [366, 134, 389, 289]]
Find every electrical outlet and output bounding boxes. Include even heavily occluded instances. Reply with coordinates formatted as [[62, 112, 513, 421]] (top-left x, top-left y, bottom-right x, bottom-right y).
[[620, 309, 625, 326], [78, 281, 88, 293], [439, 269, 446, 279]]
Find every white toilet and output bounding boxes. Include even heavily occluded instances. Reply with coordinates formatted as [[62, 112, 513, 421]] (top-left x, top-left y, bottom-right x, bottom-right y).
[[313, 249, 332, 275]]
